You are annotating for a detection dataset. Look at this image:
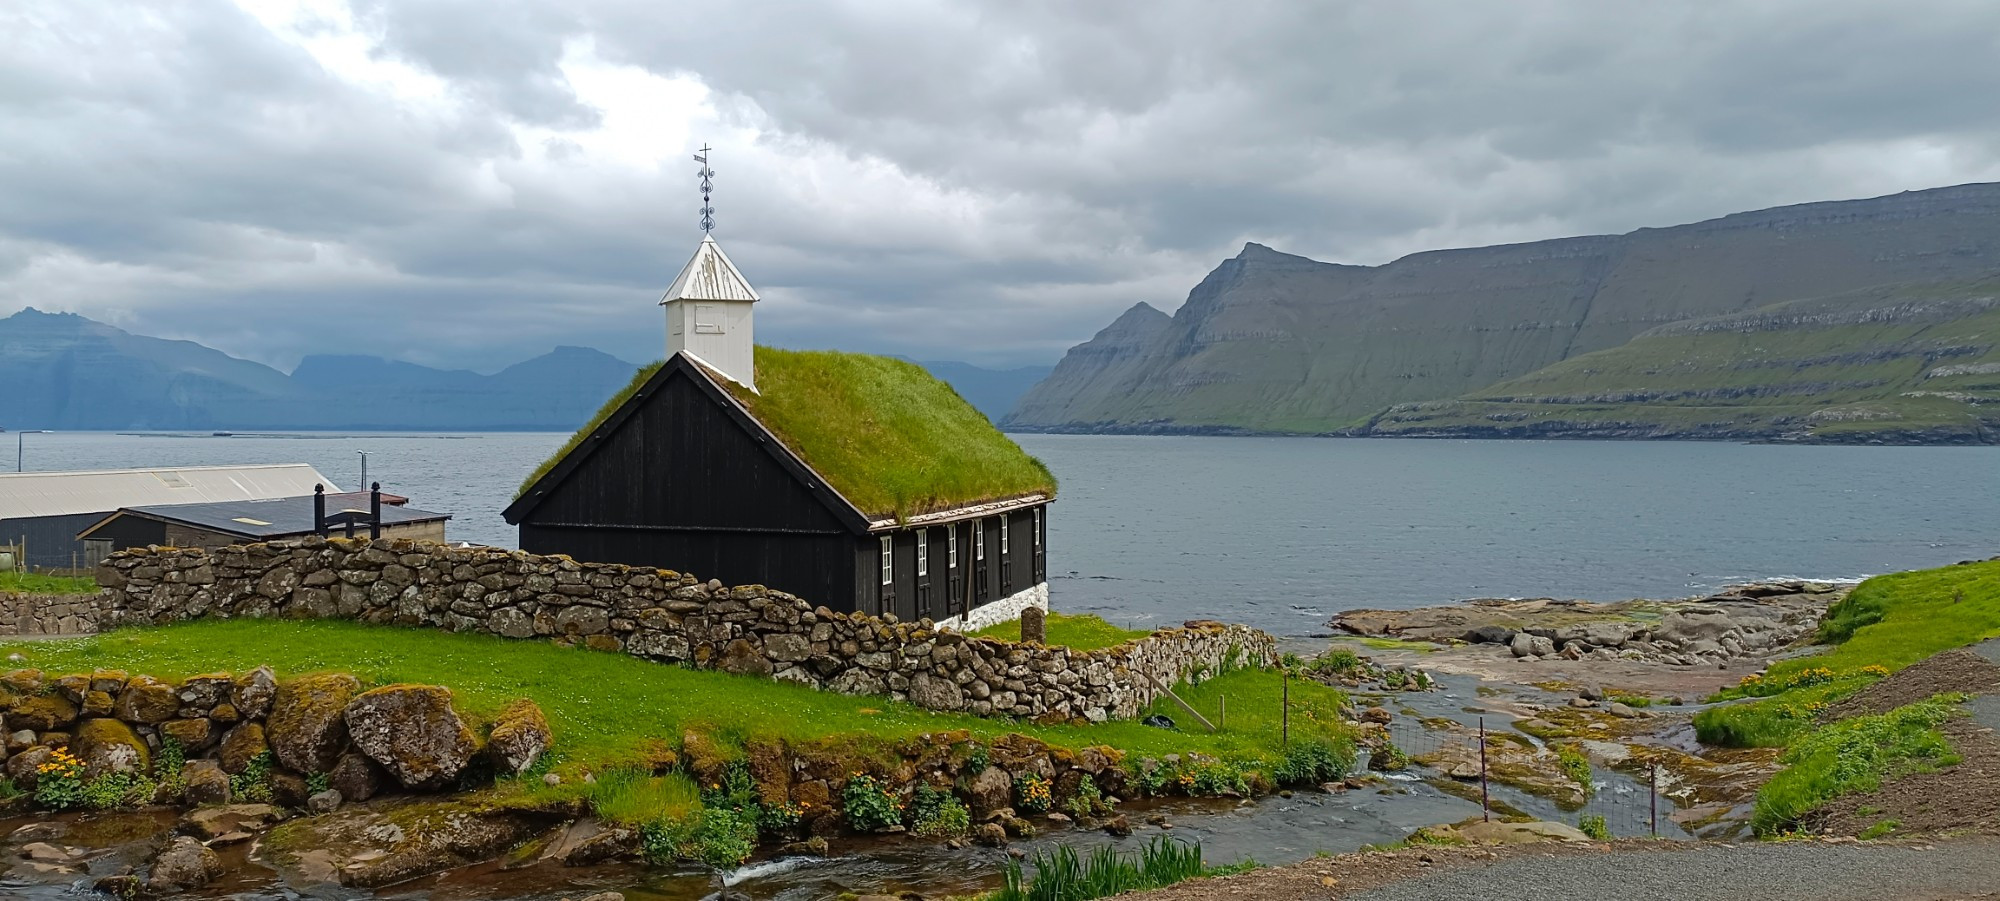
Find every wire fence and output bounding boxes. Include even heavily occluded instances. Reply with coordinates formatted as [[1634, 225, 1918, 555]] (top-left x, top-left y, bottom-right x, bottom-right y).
[[1370, 715, 1673, 839]]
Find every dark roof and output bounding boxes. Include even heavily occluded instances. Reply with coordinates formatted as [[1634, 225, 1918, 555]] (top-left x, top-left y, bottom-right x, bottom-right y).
[[79, 491, 449, 541]]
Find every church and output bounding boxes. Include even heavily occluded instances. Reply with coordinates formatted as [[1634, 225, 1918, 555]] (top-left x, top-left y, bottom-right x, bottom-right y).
[[504, 226, 1056, 630]]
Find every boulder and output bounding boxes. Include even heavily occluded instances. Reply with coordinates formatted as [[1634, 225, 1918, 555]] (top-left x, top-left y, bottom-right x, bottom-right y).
[[147, 837, 222, 894], [162, 718, 215, 751], [9, 694, 78, 731], [718, 639, 774, 676], [329, 751, 387, 802], [232, 666, 279, 720], [343, 684, 479, 789], [181, 803, 284, 839], [74, 717, 150, 779], [184, 760, 231, 806], [965, 765, 1014, 818], [219, 722, 269, 775], [113, 675, 180, 724], [1659, 610, 1739, 644], [486, 698, 552, 776], [908, 671, 966, 711], [5, 747, 50, 789], [309, 789, 343, 815], [1464, 625, 1515, 644], [267, 674, 362, 774], [973, 822, 1008, 847], [1509, 633, 1556, 658]]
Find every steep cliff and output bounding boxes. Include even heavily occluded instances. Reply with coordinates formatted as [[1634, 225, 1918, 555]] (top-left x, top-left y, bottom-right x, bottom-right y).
[[1005, 183, 2000, 434]]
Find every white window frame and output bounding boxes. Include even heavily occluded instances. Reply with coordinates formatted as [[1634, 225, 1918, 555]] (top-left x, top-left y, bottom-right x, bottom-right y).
[[974, 519, 986, 562], [1033, 508, 1042, 548], [999, 514, 1010, 557], [916, 529, 929, 578], [879, 534, 893, 586], [948, 527, 958, 569]]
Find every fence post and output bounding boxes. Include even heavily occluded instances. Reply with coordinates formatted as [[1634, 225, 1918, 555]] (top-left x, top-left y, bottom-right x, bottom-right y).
[[1479, 716, 1490, 822], [1650, 761, 1658, 837]]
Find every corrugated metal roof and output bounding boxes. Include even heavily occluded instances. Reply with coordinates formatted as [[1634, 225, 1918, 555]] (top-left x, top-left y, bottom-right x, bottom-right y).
[[81, 491, 448, 541], [660, 235, 760, 304], [0, 464, 338, 520]]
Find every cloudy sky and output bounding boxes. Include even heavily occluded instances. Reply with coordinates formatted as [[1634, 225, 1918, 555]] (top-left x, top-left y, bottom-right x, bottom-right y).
[[6, 1, 2000, 372]]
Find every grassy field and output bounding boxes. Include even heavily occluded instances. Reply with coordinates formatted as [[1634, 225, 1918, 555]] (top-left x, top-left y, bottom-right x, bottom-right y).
[[522, 348, 1057, 520], [0, 571, 98, 595], [1681, 560, 1997, 835], [972, 612, 1150, 651], [0, 618, 1346, 775]]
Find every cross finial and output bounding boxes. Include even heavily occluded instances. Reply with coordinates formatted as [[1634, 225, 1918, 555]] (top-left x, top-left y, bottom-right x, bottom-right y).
[[694, 144, 715, 235]]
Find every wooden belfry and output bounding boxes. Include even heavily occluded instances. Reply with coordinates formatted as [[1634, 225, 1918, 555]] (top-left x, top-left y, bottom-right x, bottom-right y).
[[315, 483, 386, 539]]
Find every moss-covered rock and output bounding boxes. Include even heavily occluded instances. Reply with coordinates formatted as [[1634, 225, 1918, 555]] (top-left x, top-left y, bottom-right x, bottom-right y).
[[485, 698, 550, 776], [10, 693, 79, 731], [162, 718, 215, 750], [219, 722, 269, 775], [76, 717, 151, 779], [343, 684, 478, 790], [1, 668, 44, 695], [267, 674, 361, 774], [113, 675, 179, 724]]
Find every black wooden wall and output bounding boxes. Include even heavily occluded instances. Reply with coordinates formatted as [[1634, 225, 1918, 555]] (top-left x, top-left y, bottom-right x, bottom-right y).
[[1, 512, 114, 571], [861, 505, 1047, 622], [517, 372, 860, 608]]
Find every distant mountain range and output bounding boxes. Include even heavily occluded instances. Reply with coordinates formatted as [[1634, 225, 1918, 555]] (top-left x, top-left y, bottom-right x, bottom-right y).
[[0, 308, 1043, 430], [1005, 183, 2000, 444]]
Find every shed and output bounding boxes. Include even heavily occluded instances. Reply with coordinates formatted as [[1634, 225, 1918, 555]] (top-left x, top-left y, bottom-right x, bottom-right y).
[[0, 464, 336, 570], [79, 490, 448, 554]]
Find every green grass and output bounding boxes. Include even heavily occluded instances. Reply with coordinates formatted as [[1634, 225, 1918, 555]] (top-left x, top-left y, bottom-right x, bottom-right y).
[[522, 348, 1057, 520], [1698, 559, 2000, 748], [581, 768, 704, 826], [1344, 637, 1440, 652], [994, 836, 1241, 901], [1751, 695, 1963, 836], [0, 571, 98, 595], [0, 619, 1347, 774], [1858, 819, 1901, 841], [972, 613, 1149, 651]]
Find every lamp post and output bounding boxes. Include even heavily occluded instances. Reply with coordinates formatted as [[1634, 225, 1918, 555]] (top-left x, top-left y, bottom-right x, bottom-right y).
[[15, 431, 51, 473], [357, 451, 369, 491]]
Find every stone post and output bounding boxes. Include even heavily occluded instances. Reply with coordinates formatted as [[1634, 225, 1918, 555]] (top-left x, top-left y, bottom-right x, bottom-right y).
[[1020, 605, 1046, 644]]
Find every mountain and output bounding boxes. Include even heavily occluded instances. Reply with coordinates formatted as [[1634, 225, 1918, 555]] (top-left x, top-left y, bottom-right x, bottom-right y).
[[1005, 183, 2000, 438], [1360, 278, 2000, 443], [0, 308, 295, 429], [908, 360, 1054, 422], [0, 308, 640, 430]]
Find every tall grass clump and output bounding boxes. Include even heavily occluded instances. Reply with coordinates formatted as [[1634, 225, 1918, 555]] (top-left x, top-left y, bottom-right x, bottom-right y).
[[994, 836, 1240, 901], [1751, 695, 1964, 836]]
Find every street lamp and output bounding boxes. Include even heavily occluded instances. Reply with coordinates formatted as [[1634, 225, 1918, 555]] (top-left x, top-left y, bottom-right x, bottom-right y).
[[15, 430, 51, 473]]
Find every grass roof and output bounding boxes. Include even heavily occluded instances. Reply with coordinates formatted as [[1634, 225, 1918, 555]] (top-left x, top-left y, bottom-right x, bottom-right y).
[[521, 347, 1056, 521]]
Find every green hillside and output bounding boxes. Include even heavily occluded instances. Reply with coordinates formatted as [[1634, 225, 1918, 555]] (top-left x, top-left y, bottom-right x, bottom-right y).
[[1362, 279, 2000, 443]]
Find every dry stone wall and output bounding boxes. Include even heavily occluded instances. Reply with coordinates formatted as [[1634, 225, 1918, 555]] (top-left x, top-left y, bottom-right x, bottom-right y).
[[93, 537, 1275, 722], [0, 592, 104, 635]]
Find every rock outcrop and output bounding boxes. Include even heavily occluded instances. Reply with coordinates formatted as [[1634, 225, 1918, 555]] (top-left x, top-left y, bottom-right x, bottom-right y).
[[343, 685, 479, 790]]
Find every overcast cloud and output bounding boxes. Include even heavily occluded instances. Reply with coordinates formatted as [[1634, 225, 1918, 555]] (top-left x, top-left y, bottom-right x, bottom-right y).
[[5, 0, 2000, 372]]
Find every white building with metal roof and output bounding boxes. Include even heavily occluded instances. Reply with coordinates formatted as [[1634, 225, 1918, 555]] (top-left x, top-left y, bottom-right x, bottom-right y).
[[0, 464, 336, 571]]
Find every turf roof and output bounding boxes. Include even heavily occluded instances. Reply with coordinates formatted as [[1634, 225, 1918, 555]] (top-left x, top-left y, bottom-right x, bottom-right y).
[[519, 347, 1056, 522]]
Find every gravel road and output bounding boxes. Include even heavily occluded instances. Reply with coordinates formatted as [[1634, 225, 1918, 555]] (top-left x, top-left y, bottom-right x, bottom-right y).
[[1343, 840, 1999, 901]]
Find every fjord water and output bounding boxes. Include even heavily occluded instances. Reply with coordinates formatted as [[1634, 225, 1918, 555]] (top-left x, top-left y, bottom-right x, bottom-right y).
[[24, 431, 2000, 636]]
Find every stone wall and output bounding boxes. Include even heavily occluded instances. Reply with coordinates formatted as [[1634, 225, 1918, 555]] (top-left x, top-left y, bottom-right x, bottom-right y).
[[93, 537, 1275, 722], [0, 592, 106, 635], [1, 665, 547, 808]]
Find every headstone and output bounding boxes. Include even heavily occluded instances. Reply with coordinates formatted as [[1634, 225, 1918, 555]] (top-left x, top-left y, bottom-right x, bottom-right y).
[[1020, 606, 1047, 644]]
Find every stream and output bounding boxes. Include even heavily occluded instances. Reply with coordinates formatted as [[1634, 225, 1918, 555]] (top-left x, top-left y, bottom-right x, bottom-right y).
[[3, 675, 1694, 900]]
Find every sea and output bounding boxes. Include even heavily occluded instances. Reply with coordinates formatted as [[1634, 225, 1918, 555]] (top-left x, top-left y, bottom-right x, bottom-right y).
[[18, 430, 2000, 637]]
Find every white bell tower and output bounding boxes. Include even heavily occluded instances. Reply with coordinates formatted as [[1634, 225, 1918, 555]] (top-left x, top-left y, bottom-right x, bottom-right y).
[[662, 235, 759, 390], [661, 145, 759, 390]]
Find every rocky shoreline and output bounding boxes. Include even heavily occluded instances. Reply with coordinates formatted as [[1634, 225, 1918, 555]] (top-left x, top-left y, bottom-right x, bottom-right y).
[[1330, 580, 1850, 668]]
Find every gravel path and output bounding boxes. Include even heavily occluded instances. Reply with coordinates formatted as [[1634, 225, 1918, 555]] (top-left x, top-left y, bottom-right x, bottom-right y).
[[1343, 840, 2000, 901]]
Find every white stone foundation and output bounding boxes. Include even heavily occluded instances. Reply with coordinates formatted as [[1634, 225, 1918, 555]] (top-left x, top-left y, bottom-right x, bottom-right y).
[[936, 582, 1048, 633]]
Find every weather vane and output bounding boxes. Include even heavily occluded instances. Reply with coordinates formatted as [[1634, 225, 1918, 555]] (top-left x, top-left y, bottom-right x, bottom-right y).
[[694, 144, 715, 235]]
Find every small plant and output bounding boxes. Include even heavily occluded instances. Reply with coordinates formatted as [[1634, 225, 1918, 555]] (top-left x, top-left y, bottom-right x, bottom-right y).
[[910, 784, 971, 837], [1381, 669, 1409, 690], [1131, 762, 1170, 797], [306, 771, 332, 796], [686, 805, 758, 867], [231, 750, 276, 803], [964, 743, 991, 776], [994, 836, 1223, 901], [1578, 814, 1611, 840], [1271, 737, 1354, 786], [700, 758, 759, 811], [1859, 664, 1891, 678], [1310, 650, 1362, 677], [1858, 819, 1900, 841], [0, 778, 22, 801], [757, 799, 804, 833], [33, 748, 86, 810], [1555, 744, 1595, 799], [1179, 759, 1248, 796], [1371, 742, 1410, 772], [1013, 772, 1053, 813], [154, 737, 188, 798], [82, 771, 153, 810], [842, 774, 904, 831], [1064, 774, 1104, 819], [1412, 670, 1433, 690]]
